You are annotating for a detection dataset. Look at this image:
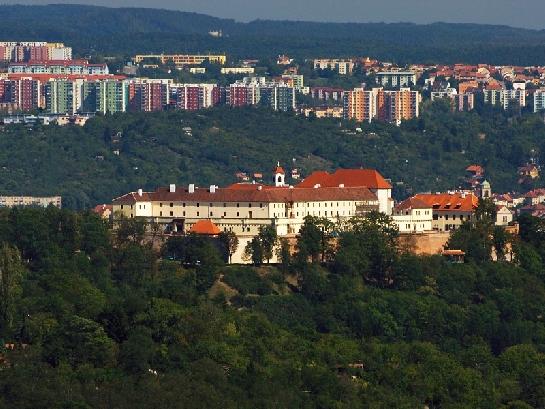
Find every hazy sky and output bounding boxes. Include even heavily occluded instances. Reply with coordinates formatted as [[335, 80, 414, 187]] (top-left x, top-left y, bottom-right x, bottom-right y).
[[7, 0, 545, 29]]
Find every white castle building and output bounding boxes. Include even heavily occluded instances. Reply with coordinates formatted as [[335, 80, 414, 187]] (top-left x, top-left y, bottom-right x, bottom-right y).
[[112, 167, 393, 262]]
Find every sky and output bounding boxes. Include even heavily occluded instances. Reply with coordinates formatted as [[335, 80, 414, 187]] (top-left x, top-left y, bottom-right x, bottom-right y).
[[6, 0, 545, 29]]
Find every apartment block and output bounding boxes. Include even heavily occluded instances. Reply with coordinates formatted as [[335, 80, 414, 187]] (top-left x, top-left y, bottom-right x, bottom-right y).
[[258, 85, 296, 112], [133, 54, 226, 66], [281, 74, 304, 90], [534, 89, 545, 113], [343, 88, 375, 123], [376, 71, 417, 88], [45, 80, 77, 114], [313, 59, 355, 75], [343, 87, 420, 125], [483, 89, 526, 110], [0, 195, 61, 208], [127, 79, 170, 112], [0, 77, 42, 111], [221, 67, 255, 75], [169, 83, 220, 111], [0, 42, 72, 62], [310, 87, 345, 102], [96, 80, 128, 114], [9, 60, 108, 75], [431, 90, 474, 111]]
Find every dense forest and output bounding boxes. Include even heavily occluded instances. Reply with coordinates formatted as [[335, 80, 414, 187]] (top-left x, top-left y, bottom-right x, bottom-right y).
[[2, 4, 545, 64], [1, 204, 545, 407], [0, 102, 543, 208]]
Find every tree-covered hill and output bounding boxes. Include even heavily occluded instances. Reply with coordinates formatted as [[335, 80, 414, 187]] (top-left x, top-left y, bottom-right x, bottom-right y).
[[1, 203, 545, 407], [2, 4, 545, 64], [0, 103, 543, 209]]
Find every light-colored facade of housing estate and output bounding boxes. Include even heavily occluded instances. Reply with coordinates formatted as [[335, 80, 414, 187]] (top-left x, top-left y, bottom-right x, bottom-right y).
[[431, 90, 474, 111], [133, 54, 227, 66], [112, 168, 392, 263], [313, 59, 355, 75], [221, 67, 255, 75], [344, 87, 420, 125], [0, 42, 72, 62], [376, 71, 417, 88], [483, 89, 526, 110], [534, 89, 545, 113], [0, 196, 61, 208], [9, 60, 109, 75]]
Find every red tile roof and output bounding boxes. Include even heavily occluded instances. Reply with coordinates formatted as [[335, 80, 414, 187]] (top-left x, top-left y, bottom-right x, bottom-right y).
[[413, 193, 478, 212], [92, 204, 112, 216], [466, 165, 484, 173], [112, 185, 378, 205], [297, 169, 392, 189], [190, 219, 221, 235], [394, 197, 431, 212], [442, 249, 465, 256]]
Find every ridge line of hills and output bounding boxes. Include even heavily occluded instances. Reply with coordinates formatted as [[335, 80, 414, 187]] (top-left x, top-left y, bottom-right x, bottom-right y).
[[0, 4, 545, 64]]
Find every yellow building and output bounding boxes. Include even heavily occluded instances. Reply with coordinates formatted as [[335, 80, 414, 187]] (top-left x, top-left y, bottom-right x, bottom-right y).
[[134, 54, 227, 66]]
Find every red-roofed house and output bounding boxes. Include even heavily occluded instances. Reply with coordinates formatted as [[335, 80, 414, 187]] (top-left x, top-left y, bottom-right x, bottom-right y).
[[296, 168, 393, 213], [466, 165, 484, 178], [92, 204, 113, 220], [189, 219, 221, 235], [413, 193, 479, 231]]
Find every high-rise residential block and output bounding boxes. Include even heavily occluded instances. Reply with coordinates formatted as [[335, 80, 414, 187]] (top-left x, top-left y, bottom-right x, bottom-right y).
[[376, 71, 417, 88], [343, 87, 420, 125]]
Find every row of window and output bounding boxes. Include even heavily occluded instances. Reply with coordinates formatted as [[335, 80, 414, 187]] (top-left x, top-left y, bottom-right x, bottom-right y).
[[160, 202, 265, 208], [403, 223, 428, 230], [433, 214, 470, 221], [126, 201, 366, 210]]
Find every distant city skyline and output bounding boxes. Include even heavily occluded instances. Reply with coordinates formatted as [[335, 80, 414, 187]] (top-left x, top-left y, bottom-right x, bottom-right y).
[[5, 0, 545, 30]]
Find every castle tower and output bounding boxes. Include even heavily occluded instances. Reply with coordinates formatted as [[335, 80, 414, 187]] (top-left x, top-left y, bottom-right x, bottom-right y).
[[481, 180, 491, 198], [273, 162, 285, 187]]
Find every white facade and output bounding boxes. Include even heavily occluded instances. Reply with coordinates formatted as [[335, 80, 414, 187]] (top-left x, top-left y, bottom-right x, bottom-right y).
[[376, 71, 417, 87], [484, 89, 526, 110], [393, 208, 433, 233], [495, 206, 513, 226], [534, 89, 545, 113]]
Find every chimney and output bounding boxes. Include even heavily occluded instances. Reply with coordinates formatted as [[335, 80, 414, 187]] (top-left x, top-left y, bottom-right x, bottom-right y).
[[210, 185, 216, 193], [188, 184, 195, 194], [314, 183, 321, 189], [137, 188, 143, 196], [169, 184, 176, 193], [338, 183, 345, 188], [257, 185, 263, 191]]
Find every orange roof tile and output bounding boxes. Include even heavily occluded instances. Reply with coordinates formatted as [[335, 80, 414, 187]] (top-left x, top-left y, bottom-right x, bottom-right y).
[[190, 220, 221, 235], [297, 169, 391, 189], [113, 185, 378, 205], [442, 249, 465, 256], [466, 165, 484, 173], [394, 197, 431, 211], [92, 204, 112, 216], [413, 193, 478, 212]]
